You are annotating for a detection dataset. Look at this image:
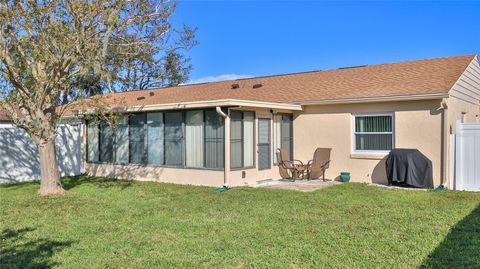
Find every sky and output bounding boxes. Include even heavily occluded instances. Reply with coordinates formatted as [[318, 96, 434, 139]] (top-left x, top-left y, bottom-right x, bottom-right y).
[[171, 1, 480, 84]]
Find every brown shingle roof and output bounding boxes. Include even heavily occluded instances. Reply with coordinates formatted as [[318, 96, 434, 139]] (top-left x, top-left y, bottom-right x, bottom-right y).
[[81, 54, 475, 110], [1, 54, 476, 121]]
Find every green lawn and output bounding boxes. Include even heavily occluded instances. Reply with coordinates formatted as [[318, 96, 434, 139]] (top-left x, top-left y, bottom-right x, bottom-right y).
[[1, 176, 479, 268]]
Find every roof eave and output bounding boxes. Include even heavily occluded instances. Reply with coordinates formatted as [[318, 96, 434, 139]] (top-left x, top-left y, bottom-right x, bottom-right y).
[[299, 92, 449, 106], [64, 99, 303, 119], [125, 99, 303, 111]]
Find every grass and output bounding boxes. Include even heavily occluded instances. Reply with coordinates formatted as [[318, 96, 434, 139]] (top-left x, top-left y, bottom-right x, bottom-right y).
[[1, 176, 479, 268]]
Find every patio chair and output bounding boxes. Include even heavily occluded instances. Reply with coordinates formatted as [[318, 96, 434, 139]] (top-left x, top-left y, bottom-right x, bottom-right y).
[[276, 148, 305, 181], [305, 148, 331, 181]]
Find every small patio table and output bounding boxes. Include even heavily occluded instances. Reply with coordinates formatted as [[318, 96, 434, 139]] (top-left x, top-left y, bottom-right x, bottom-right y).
[[292, 163, 309, 181]]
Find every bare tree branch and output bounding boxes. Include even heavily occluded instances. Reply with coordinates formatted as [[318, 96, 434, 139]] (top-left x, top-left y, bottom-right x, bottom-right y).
[[0, 0, 196, 195]]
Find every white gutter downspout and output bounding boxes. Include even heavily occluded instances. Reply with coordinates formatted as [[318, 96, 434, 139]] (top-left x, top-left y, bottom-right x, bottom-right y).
[[216, 106, 227, 118], [216, 107, 230, 187], [440, 98, 448, 188]]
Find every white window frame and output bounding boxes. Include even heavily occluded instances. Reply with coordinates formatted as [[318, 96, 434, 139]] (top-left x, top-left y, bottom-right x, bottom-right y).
[[351, 112, 395, 155]]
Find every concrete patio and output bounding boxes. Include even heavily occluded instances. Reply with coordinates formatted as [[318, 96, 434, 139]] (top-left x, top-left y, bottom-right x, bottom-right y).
[[251, 179, 342, 192]]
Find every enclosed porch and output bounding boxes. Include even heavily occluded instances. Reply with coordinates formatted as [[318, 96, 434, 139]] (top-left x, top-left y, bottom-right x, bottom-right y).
[[83, 99, 302, 187]]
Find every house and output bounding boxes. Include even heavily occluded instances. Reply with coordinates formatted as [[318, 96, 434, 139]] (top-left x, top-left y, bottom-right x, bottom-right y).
[[5, 54, 480, 187]]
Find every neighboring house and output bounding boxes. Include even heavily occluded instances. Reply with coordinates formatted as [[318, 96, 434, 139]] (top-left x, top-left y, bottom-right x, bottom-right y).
[[3, 54, 480, 188]]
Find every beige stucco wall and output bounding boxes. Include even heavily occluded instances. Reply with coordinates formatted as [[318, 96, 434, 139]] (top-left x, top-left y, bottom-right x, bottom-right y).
[[84, 163, 224, 186], [293, 100, 443, 186], [84, 99, 459, 188]]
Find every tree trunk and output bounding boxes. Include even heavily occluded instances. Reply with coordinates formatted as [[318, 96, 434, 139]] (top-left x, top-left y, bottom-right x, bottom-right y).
[[38, 139, 65, 196]]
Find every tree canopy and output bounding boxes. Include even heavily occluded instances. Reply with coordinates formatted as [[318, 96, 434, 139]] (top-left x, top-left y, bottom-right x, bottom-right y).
[[0, 0, 196, 195]]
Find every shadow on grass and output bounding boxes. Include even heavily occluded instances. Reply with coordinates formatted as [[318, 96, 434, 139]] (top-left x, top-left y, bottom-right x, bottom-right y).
[[0, 227, 75, 269], [62, 175, 133, 191], [421, 204, 480, 268], [0, 175, 133, 191], [0, 180, 39, 190]]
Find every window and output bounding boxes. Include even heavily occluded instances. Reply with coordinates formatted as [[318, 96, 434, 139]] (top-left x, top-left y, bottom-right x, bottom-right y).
[[258, 118, 271, 170], [115, 115, 129, 164], [99, 123, 114, 162], [230, 111, 243, 168], [353, 114, 393, 152], [147, 112, 164, 165], [185, 110, 204, 168], [87, 122, 99, 162], [86, 109, 226, 170], [129, 114, 146, 164], [165, 111, 183, 166], [274, 115, 281, 163], [273, 113, 293, 163], [230, 111, 255, 169], [87, 120, 116, 163], [243, 112, 255, 167], [205, 110, 224, 169]]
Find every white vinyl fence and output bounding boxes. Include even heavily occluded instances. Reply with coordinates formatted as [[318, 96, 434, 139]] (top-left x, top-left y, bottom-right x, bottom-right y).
[[451, 120, 480, 191], [0, 122, 83, 184]]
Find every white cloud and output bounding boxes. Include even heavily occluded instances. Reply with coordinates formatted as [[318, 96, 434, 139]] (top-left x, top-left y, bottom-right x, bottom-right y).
[[189, 74, 253, 84]]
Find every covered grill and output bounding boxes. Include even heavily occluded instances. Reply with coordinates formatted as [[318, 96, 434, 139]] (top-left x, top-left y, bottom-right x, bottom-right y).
[[385, 149, 434, 188]]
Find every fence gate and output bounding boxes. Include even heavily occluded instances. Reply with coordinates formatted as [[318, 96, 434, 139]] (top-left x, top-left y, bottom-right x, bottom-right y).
[[452, 121, 480, 191]]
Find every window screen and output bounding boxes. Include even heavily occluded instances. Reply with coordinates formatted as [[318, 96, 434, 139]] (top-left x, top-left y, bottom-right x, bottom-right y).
[[87, 109, 227, 170], [186, 110, 204, 168], [230, 111, 243, 169], [230, 111, 255, 169], [115, 115, 129, 164], [87, 122, 99, 162], [273, 114, 293, 163], [243, 112, 255, 167], [129, 114, 146, 164], [147, 112, 164, 165], [165, 111, 183, 166], [99, 123, 113, 162], [205, 110, 224, 169], [258, 118, 271, 170], [354, 115, 393, 151], [281, 114, 293, 160]]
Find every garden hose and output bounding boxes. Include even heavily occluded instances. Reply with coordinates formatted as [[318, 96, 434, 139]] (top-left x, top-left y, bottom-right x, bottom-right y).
[[213, 186, 230, 193], [432, 186, 447, 193]]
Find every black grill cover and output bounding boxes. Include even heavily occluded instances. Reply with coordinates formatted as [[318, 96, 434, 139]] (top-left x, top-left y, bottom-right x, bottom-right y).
[[385, 149, 433, 188]]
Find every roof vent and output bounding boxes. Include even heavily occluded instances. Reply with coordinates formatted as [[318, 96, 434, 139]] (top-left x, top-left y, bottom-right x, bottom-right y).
[[149, 92, 155, 96], [252, 83, 263, 89], [338, 65, 368, 70], [137, 96, 146, 101], [231, 83, 240, 89]]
